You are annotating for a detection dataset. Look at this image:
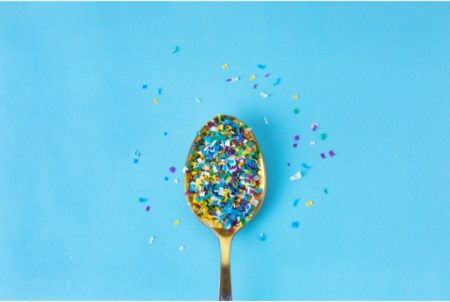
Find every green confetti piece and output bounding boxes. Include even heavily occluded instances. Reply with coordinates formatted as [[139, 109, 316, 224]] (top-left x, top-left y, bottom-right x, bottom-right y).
[[293, 108, 300, 114], [324, 188, 329, 194], [320, 133, 328, 141]]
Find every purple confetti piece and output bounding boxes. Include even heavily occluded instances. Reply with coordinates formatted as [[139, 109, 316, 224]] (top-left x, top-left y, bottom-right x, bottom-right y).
[[146, 206, 151, 212], [264, 73, 271, 78], [311, 122, 319, 131], [253, 83, 258, 89], [294, 135, 300, 141], [329, 150, 336, 157], [293, 143, 298, 148], [169, 166, 176, 173], [320, 153, 326, 159]]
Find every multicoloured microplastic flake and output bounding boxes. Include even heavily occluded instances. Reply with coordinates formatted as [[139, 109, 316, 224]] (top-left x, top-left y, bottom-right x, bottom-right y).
[[311, 122, 319, 131], [291, 221, 300, 228], [185, 115, 263, 232], [259, 233, 267, 241], [289, 171, 302, 181]]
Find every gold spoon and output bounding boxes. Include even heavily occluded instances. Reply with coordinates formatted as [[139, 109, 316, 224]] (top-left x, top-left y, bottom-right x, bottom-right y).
[[184, 114, 266, 301]]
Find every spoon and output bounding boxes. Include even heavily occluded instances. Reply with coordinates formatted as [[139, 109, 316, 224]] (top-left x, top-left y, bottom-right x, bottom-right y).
[[184, 114, 266, 300]]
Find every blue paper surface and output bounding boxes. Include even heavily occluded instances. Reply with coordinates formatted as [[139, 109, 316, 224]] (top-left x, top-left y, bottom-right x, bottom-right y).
[[1, 2, 450, 300]]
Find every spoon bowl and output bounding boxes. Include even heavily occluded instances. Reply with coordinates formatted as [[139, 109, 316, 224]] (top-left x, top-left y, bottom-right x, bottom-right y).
[[184, 114, 266, 300]]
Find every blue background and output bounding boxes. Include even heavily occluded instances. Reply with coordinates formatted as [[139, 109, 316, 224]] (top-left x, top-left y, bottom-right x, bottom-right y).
[[1, 2, 450, 300]]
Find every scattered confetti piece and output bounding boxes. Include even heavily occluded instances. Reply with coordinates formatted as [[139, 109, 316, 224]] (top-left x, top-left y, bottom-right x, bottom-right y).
[[324, 188, 329, 194], [293, 198, 301, 207], [172, 45, 180, 54], [287, 163, 291, 166], [221, 63, 229, 70], [139, 197, 148, 203], [226, 76, 240, 83], [163, 131, 168, 136], [291, 94, 299, 100], [142, 84, 148, 89], [264, 73, 271, 78], [263, 116, 269, 125], [289, 171, 302, 181], [259, 91, 270, 98], [329, 150, 336, 157], [253, 83, 258, 89], [320, 153, 326, 159], [250, 74, 256, 81], [174, 219, 181, 226], [148, 236, 155, 244], [291, 221, 300, 228], [146, 206, 151, 212], [164, 176, 169, 181], [320, 133, 328, 141], [133, 150, 141, 164], [302, 163, 312, 169], [257, 64, 266, 69], [153, 98, 159, 104], [174, 177, 179, 184], [185, 115, 263, 232], [259, 233, 267, 241], [195, 97, 202, 103], [293, 108, 300, 114], [294, 135, 300, 141], [306, 200, 313, 207], [178, 245, 185, 252], [158, 88, 162, 95], [309, 140, 316, 146], [273, 78, 281, 86], [311, 122, 319, 131], [169, 166, 176, 173], [293, 143, 298, 148]]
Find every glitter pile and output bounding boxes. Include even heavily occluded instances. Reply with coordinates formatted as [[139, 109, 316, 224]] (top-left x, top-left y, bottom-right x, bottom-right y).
[[185, 115, 263, 232]]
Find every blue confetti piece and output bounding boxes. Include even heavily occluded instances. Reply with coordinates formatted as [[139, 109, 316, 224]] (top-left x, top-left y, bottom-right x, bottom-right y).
[[259, 233, 267, 241], [273, 78, 281, 86], [301, 163, 312, 170], [139, 197, 148, 203], [164, 176, 169, 181], [158, 88, 162, 95], [172, 45, 180, 54], [291, 221, 300, 229], [142, 84, 148, 89], [293, 198, 301, 207], [163, 131, 168, 136], [257, 64, 266, 69], [133, 158, 139, 164]]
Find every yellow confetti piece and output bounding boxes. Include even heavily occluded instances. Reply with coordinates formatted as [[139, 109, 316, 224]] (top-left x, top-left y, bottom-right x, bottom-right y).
[[250, 74, 256, 81], [174, 219, 181, 226], [221, 63, 229, 70], [153, 98, 159, 104], [306, 200, 313, 207], [292, 94, 299, 100]]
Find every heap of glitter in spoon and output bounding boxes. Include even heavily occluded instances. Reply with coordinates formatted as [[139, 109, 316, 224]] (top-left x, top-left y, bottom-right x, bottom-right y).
[[185, 115, 263, 232]]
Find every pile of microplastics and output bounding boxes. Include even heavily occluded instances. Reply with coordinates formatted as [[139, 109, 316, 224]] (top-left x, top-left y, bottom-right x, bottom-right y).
[[185, 115, 263, 232]]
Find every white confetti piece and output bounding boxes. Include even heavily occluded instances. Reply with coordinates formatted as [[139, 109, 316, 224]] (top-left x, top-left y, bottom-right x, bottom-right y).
[[178, 245, 185, 252], [174, 178, 179, 184], [148, 236, 156, 244], [309, 140, 316, 146], [263, 116, 269, 125], [195, 97, 201, 103], [259, 91, 270, 98], [289, 171, 302, 181]]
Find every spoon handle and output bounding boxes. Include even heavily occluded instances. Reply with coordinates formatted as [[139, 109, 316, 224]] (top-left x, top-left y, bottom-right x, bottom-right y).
[[218, 236, 232, 301]]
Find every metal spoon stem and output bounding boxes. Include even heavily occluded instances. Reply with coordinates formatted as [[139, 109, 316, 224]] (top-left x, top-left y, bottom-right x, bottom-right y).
[[219, 235, 233, 301]]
